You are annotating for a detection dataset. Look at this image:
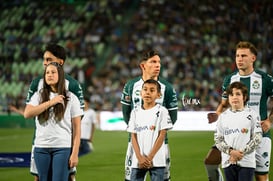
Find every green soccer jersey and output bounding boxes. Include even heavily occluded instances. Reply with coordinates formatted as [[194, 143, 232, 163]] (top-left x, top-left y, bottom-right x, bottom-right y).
[[121, 76, 178, 125], [222, 70, 273, 137]]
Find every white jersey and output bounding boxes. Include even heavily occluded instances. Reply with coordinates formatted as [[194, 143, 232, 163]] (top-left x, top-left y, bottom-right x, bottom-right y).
[[81, 108, 97, 140], [215, 107, 262, 168], [28, 91, 83, 148], [127, 104, 173, 168]]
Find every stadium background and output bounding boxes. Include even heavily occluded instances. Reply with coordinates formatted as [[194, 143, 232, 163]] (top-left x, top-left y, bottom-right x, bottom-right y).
[[0, 1, 273, 180], [0, 0, 273, 115]]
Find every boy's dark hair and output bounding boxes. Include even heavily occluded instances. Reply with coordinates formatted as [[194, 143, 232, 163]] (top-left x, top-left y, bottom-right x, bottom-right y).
[[140, 50, 159, 63], [143, 79, 161, 93], [45, 43, 66, 61], [226, 81, 249, 105], [236, 41, 257, 56]]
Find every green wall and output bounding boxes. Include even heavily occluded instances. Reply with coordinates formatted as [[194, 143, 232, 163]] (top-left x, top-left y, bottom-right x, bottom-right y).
[[0, 114, 34, 128]]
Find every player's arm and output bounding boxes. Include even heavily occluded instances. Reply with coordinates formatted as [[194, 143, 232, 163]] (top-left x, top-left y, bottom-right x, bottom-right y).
[[147, 129, 167, 162], [269, 98, 273, 123], [165, 85, 178, 124], [208, 98, 229, 124], [122, 104, 132, 125], [9, 105, 24, 115], [261, 97, 273, 133], [70, 115, 81, 168], [121, 82, 132, 124]]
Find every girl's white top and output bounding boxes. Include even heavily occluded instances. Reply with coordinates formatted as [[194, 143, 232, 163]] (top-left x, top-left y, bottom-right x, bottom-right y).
[[28, 91, 83, 148]]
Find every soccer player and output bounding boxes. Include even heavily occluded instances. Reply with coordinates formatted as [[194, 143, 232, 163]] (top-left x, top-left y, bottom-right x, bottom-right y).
[[121, 50, 178, 181], [26, 43, 84, 181], [127, 79, 173, 181], [215, 81, 262, 181], [205, 41, 273, 181], [79, 96, 96, 156], [24, 62, 83, 181]]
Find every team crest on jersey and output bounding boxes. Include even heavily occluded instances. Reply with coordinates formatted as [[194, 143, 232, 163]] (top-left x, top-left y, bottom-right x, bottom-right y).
[[135, 90, 140, 96], [252, 80, 260, 89], [125, 95, 131, 101], [241, 128, 249, 134]]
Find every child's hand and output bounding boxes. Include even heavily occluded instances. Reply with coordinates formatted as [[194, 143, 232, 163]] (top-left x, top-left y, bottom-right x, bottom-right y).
[[138, 155, 152, 169], [229, 149, 243, 162]]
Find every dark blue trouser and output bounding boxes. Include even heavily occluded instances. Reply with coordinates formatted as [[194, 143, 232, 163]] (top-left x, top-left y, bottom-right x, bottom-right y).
[[223, 164, 255, 181]]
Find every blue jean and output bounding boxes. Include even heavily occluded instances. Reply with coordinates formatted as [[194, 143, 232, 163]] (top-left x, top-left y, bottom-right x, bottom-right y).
[[131, 167, 165, 181], [223, 164, 255, 181], [34, 147, 71, 181]]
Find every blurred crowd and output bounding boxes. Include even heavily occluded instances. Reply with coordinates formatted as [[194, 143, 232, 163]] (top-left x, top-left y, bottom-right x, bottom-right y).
[[0, 0, 273, 113]]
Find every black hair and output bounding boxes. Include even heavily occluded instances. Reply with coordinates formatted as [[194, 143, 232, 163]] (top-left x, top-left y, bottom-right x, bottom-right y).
[[143, 79, 161, 93], [45, 43, 66, 61]]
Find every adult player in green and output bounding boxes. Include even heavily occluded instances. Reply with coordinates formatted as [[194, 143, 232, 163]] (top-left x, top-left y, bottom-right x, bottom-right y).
[[121, 50, 178, 181], [205, 41, 273, 181], [26, 43, 84, 181]]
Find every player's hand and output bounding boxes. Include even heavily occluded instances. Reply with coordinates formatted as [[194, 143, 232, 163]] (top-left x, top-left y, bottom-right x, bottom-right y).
[[207, 113, 218, 124], [261, 119, 271, 133]]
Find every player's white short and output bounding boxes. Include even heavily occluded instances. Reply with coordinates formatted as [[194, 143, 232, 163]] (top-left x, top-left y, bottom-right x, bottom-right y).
[[30, 145, 38, 175], [124, 142, 171, 181], [255, 137, 271, 173], [30, 145, 77, 176]]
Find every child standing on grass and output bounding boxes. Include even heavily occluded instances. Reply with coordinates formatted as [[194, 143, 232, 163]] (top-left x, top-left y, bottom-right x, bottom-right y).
[[127, 79, 173, 181], [214, 81, 262, 181], [24, 62, 83, 181]]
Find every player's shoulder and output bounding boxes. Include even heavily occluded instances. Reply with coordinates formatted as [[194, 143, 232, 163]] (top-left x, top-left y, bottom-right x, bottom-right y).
[[127, 76, 142, 84], [254, 69, 273, 79], [29, 75, 43, 90], [124, 77, 142, 88], [31, 75, 43, 84], [158, 77, 173, 86], [65, 74, 79, 84], [224, 71, 238, 80]]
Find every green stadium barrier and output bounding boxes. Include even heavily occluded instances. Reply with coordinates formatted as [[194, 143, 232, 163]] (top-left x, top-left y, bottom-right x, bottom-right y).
[[0, 114, 35, 128]]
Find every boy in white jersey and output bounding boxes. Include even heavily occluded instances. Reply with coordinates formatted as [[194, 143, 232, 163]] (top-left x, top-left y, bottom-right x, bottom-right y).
[[127, 79, 173, 181], [215, 81, 262, 181], [121, 50, 178, 181], [205, 41, 273, 181]]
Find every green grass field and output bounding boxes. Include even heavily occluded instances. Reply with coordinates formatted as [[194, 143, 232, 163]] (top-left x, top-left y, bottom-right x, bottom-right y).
[[0, 128, 272, 181]]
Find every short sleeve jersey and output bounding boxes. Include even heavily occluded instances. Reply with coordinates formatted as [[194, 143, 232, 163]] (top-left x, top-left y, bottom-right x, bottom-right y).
[[81, 108, 97, 140], [127, 104, 173, 168], [222, 70, 273, 137], [121, 76, 178, 124]]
